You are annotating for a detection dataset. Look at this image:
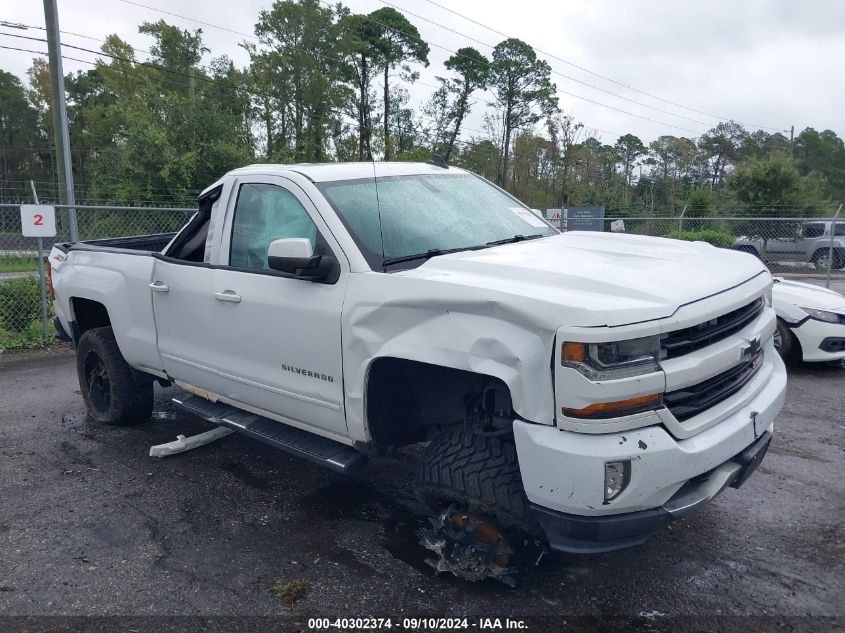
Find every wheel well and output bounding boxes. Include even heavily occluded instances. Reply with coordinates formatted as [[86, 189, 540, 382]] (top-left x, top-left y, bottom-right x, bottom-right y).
[[71, 298, 111, 338], [777, 317, 803, 365], [365, 357, 515, 450]]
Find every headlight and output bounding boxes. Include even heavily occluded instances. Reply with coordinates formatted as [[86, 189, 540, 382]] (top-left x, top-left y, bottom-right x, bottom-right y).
[[561, 335, 662, 380], [799, 306, 844, 324]]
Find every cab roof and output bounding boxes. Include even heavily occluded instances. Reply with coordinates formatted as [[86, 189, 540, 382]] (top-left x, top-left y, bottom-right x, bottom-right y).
[[232, 161, 465, 182], [200, 161, 468, 198]]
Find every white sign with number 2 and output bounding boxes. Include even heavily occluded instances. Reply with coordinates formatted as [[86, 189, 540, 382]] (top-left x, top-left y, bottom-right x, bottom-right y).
[[20, 204, 57, 238]]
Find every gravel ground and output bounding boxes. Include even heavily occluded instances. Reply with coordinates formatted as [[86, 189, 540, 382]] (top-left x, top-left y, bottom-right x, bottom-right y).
[[0, 346, 842, 630]]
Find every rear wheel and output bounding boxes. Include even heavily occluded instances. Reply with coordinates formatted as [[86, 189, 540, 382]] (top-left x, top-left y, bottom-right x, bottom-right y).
[[812, 248, 845, 271], [773, 318, 801, 365], [76, 327, 153, 425]]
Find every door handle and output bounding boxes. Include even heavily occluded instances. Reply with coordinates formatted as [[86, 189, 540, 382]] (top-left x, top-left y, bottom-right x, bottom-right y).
[[149, 281, 169, 293], [214, 290, 241, 303]]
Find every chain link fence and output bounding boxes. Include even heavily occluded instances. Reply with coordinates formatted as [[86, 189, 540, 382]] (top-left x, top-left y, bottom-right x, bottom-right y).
[[1, 201, 843, 349], [590, 215, 845, 277], [0, 203, 194, 349]]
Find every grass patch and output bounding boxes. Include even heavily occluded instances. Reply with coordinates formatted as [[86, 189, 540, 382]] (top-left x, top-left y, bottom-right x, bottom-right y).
[[0, 276, 53, 349], [0, 257, 39, 273], [271, 579, 310, 607], [0, 320, 54, 349]]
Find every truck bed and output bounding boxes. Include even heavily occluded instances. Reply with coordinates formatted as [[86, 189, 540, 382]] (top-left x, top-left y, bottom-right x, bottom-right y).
[[54, 233, 177, 254]]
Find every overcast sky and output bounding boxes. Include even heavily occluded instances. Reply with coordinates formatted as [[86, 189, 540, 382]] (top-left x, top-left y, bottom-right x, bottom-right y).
[[1, 0, 843, 146]]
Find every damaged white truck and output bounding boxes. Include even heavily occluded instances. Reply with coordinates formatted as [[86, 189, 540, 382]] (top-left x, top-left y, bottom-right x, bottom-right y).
[[49, 162, 786, 583]]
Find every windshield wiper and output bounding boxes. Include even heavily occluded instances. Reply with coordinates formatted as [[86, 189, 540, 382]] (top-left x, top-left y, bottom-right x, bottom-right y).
[[382, 246, 476, 268], [382, 234, 546, 269], [485, 233, 545, 247]]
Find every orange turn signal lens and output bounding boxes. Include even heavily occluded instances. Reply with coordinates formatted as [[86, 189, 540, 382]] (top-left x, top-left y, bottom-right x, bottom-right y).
[[562, 393, 662, 420], [561, 342, 587, 363]]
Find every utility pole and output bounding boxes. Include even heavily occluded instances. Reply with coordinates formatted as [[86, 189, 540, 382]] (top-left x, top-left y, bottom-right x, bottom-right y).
[[790, 125, 794, 143], [43, 0, 78, 241]]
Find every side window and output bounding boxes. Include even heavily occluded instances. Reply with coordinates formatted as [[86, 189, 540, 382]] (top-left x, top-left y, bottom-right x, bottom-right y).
[[229, 183, 319, 271], [802, 223, 825, 239], [834, 223, 845, 237]]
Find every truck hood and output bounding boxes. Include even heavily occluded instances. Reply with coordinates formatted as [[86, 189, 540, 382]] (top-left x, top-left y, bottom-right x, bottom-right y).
[[399, 232, 768, 327]]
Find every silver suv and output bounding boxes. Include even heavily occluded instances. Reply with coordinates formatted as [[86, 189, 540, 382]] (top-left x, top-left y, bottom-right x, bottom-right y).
[[733, 220, 845, 270]]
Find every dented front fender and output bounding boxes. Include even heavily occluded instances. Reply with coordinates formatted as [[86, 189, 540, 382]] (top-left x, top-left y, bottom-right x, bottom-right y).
[[342, 273, 559, 442]]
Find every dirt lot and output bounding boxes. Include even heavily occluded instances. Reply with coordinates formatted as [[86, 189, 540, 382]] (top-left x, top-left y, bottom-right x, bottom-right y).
[[0, 346, 842, 629]]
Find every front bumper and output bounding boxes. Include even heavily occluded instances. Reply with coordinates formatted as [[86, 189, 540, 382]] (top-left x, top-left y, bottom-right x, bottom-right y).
[[513, 349, 786, 553], [790, 318, 845, 362], [530, 430, 772, 553]]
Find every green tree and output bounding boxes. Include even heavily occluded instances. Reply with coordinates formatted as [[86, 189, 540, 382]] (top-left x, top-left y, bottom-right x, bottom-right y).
[[338, 12, 382, 160], [488, 38, 557, 187], [366, 7, 429, 160], [740, 130, 790, 161], [547, 114, 583, 207], [731, 152, 829, 253], [89, 25, 253, 204], [614, 134, 646, 205], [253, 0, 349, 161], [440, 47, 488, 161], [0, 70, 47, 202], [698, 120, 748, 189], [793, 128, 845, 201]]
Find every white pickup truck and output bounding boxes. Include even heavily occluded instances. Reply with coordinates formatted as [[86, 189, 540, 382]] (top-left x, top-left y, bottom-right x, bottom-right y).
[[49, 161, 786, 582]]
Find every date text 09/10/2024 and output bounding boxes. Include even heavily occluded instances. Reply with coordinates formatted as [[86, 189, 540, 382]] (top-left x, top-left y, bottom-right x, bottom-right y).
[[307, 617, 527, 630]]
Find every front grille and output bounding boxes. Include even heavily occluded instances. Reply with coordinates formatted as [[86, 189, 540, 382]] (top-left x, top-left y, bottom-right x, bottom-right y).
[[664, 350, 763, 422], [662, 297, 764, 359]]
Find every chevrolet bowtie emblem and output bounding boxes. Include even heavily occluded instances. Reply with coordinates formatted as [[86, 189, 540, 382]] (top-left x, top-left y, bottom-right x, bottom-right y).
[[739, 335, 762, 361]]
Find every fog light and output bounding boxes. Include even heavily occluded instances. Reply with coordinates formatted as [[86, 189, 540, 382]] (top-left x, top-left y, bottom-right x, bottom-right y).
[[605, 460, 631, 501]]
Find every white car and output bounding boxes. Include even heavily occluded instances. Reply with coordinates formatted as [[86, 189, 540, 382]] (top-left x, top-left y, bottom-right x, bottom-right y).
[[772, 278, 845, 364]]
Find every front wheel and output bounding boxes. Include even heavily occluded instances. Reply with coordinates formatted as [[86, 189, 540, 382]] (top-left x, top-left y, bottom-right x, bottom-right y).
[[415, 430, 535, 533], [415, 430, 537, 585], [76, 326, 153, 425], [773, 318, 801, 365]]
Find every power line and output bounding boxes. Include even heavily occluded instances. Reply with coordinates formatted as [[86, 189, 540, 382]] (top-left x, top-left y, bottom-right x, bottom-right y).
[[418, 0, 783, 132], [105, 2, 627, 142], [1, 42, 616, 172], [0, 29, 721, 180], [0, 43, 46, 56], [377, 0, 714, 129], [316, 0, 705, 136], [112, 0, 474, 102]]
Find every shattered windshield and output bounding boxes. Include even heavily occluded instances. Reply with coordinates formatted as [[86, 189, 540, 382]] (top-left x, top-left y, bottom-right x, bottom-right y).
[[317, 173, 556, 270]]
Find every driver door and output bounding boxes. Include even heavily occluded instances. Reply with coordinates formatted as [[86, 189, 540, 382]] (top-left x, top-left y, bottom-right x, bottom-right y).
[[209, 176, 349, 437]]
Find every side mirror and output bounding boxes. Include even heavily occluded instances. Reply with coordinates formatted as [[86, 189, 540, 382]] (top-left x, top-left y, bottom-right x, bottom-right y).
[[267, 238, 335, 281]]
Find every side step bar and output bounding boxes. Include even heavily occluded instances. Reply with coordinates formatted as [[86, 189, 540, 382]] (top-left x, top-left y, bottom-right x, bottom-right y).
[[172, 395, 368, 475]]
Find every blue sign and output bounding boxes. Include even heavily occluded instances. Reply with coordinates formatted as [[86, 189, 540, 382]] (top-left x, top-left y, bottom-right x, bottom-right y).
[[563, 207, 605, 232]]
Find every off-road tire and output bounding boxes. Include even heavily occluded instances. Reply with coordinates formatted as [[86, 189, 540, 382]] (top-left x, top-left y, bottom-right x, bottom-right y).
[[415, 430, 536, 534], [774, 318, 801, 366], [76, 326, 153, 425]]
